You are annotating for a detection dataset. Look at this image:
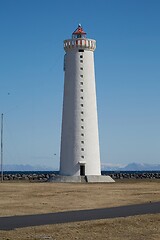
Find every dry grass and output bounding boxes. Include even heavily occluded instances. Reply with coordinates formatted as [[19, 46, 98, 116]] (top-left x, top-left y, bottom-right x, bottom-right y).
[[0, 180, 160, 239], [0, 180, 160, 216], [0, 214, 160, 240]]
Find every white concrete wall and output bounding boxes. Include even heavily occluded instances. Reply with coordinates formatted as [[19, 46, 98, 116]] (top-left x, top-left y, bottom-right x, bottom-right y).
[[60, 39, 101, 176]]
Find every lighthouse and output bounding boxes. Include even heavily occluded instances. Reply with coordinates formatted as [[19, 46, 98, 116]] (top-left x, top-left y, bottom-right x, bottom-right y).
[[55, 25, 114, 182]]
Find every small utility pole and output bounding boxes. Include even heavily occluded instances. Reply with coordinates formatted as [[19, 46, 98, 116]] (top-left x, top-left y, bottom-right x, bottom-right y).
[[1, 113, 3, 182]]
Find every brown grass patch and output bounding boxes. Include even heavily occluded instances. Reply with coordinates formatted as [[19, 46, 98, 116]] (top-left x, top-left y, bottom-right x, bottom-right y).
[[0, 180, 160, 239]]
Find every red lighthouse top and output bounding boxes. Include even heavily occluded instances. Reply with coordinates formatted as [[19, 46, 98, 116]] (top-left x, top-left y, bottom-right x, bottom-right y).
[[72, 24, 86, 39]]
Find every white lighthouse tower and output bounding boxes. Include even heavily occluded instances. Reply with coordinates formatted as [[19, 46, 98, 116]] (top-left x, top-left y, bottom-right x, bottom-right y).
[[57, 25, 114, 183]]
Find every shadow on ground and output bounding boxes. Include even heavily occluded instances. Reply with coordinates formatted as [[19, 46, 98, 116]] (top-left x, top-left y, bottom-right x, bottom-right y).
[[0, 202, 160, 230]]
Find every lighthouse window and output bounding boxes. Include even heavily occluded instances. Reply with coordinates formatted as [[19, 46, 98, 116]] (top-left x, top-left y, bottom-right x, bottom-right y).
[[81, 141, 84, 144], [80, 60, 83, 63], [79, 49, 84, 52], [81, 111, 84, 114], [80, 82, 83, 85], [81, 119, 84, 122], [81, 148, 84, 151], [81, 96, 83, 100], [80, 75, 83, 78], [80, 89, 83, 92], [81, 133, 84, 136], [81, 156, 84, 158], [81, 104, 83, 107], [81, 126, 84, 129], [80, 55, 83, 58], [80, 67, 83, 70]]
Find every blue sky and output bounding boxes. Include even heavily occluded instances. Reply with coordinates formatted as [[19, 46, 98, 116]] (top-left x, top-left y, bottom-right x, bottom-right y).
[[0, 0, 160, 169]]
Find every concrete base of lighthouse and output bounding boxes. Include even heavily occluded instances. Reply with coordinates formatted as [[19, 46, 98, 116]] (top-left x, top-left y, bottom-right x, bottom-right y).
[[48, 175, 115, 183]]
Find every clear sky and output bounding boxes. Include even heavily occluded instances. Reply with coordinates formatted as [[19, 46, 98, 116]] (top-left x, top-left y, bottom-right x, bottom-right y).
[[0, 0, 160, 169]]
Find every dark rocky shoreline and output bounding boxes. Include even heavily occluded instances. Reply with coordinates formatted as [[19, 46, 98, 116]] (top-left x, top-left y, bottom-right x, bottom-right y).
[[1, 172, 160, 182], [1, 173, 53, 182], [109, 172, 160, 180]]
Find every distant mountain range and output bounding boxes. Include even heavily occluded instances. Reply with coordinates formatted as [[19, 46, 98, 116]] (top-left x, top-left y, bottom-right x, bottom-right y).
[[3, 164, 55, 171], [102, 162, 160, 171], [3, 162, 160, 171]]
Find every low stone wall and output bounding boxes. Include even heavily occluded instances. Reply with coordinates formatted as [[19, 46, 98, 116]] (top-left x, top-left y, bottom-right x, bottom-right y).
[[0, 172, 160, 181], [109, 172, 160, 180], [1, 173, 55, 182]]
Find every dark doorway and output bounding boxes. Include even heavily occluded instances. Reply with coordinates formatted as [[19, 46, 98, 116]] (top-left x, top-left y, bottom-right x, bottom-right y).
[[80, 165, 85, 176]]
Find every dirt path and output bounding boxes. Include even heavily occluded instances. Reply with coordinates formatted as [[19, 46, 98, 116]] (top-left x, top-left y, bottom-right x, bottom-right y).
[[0, 201, 160, 230]]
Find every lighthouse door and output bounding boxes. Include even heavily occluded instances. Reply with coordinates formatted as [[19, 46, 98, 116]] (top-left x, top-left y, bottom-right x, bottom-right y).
[[80, 165, 85, 176]]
